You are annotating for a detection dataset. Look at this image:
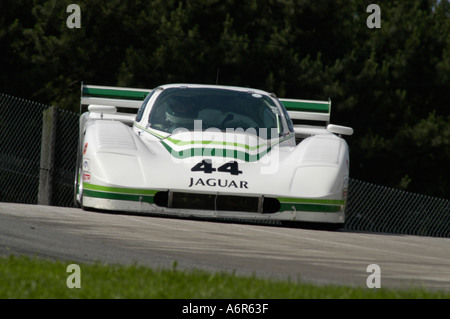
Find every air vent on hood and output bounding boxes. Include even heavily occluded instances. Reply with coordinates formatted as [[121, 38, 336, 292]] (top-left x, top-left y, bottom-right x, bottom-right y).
[[301, 136, 341, 166], [95, 121, 136, 152]]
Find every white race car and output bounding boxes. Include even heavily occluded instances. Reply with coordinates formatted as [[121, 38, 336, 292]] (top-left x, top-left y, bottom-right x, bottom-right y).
[[74, 83, 353, 229]]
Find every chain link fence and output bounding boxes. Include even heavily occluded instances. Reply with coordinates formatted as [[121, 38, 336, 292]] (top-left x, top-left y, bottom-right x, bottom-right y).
[[0, 93, 78, 206], [1, 93, 449, 237], [51, 107, 79, 206], [1, 93, 47, 204], [345, 179, 449, 237]]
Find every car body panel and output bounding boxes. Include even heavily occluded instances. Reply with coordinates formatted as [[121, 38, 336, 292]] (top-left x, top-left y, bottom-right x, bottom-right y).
[[75, 83, 353, 227]]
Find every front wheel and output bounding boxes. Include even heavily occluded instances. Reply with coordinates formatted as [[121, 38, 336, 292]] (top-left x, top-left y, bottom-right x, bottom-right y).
[[73, 165, 82, 208]]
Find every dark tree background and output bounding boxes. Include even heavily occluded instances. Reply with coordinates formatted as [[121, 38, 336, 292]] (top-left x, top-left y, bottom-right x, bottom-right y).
[[1, 0, 449, 198]]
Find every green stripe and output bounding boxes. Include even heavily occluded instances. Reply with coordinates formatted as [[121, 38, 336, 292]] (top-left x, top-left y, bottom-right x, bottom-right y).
[[165, 136, 264, 151], [83, 184, 157, 204], [82, 183, 343, 213], [278, 197, 345, 213], [280, 99, 330, 113], [134, 124, 166, 139], [160, 135, 291, 161], [134, 123, 291, 161], [84, 189, 340, 213], [84, 189, 154, 204], [84, 183, 158, 196], [83, 87, 150, 101], [134, 123, 274, 151], [277, 197, 345, 205], [279, 202, 342, 213], [160, 142, 272, 162]]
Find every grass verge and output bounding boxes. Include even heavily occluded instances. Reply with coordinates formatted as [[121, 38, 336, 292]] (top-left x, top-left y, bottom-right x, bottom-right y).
[[0, 255, 448, 299]]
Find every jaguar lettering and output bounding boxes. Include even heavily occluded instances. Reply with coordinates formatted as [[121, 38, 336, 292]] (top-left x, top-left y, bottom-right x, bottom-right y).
[[188, 177, 248, 189]]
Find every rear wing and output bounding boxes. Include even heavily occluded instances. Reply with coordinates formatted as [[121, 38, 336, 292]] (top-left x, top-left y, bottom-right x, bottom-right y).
[[279, 98, 353, 137], [81, 84, 151, 110], [80, 83, 152, 124], [280, 98, 331, 123]]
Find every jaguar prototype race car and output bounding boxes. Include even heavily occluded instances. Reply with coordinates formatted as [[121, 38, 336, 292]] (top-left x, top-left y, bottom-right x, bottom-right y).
[[74, 83, 353, 228]]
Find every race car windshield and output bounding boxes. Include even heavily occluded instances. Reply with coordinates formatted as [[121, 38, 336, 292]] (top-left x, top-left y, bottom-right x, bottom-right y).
[[148, 87, 282, 139]]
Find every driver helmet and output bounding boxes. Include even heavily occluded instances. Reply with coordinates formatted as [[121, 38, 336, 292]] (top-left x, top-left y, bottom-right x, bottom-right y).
[[165, 96, 198, 126]]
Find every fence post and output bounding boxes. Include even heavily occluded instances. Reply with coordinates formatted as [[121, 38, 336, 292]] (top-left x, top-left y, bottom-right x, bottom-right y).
[[38, 106, 58, 205]]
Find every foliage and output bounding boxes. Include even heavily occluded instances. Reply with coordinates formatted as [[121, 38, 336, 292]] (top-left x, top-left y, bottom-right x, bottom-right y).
[[1, 0, 449, 197]]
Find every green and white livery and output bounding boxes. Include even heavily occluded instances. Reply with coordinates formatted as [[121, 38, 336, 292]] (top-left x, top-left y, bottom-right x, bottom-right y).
[[74, 83, 353, 228]]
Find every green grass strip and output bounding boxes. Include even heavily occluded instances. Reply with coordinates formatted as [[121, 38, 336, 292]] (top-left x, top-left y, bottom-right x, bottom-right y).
[[1, 255, 448, 299]]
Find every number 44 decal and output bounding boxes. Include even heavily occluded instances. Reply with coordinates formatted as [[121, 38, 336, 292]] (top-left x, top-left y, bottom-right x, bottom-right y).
[[191, 160, 243, 176]]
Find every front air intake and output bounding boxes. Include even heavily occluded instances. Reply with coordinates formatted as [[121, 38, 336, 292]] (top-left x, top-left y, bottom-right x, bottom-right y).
[[153, 191, 280, 214]]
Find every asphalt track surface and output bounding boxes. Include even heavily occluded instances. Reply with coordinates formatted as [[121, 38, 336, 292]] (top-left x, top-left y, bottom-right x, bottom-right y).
[[1, 202, 449, 292]]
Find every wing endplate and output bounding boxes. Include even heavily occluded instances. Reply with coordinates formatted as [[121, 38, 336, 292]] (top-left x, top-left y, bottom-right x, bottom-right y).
[[279, 98, 331, 123]]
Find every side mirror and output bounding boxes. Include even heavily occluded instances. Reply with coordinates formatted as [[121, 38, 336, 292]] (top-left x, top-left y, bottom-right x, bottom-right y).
[[327, 124, 354, 136]]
